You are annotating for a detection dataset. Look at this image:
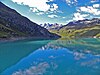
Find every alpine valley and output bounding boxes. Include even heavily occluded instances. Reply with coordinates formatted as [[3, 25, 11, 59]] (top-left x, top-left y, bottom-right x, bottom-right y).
[[0, 2, 60, 41], [0, 1, 100, 75], [42, 18, 100, 39], [0, 2, 100, 40]]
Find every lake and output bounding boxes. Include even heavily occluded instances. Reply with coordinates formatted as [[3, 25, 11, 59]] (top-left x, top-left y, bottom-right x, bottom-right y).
[[0, 38, 100, 75]]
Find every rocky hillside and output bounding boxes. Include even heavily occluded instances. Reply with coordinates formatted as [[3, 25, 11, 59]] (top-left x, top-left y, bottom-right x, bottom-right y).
[[40, 23, 63, 30], [0, 2, 60, 40], [49, 18, 100, 38]]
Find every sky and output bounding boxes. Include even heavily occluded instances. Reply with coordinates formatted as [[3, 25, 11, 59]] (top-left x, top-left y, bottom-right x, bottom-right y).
[[1, 0, 100, 24]]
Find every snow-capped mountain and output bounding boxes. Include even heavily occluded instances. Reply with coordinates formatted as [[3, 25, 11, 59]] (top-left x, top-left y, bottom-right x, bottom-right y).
[[40, 23, 63, 30]]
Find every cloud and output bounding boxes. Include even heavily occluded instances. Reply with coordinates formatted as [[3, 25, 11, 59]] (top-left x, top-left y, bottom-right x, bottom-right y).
[[30, 8, 39, 12], [73, 3, 100, 21], [11, 0, 58, 12], [12, 0, 50, 12], [66, 0, 78, 6], [93, 4, 100, 8], [66, 0, 71, 4], [36, 12, 44, 15], [66, 19, 73, 23], [80, 6, 98, 14], [62, 17, 66, 19], [50, 4, 58, 11], [78, 5, 100, 15], [48, 14, 58, 18], [73, 12, 89, 20]]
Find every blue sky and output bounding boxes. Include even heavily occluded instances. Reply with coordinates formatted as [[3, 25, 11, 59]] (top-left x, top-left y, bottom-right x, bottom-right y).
[[1, 0, 100, 24]]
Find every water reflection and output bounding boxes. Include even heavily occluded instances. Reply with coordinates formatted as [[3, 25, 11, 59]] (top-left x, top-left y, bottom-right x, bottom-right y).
[[0, 40, 50, 73], [1, 38, 100, 75], [12, 62, 50, 75], [48, 38, 100, 55]]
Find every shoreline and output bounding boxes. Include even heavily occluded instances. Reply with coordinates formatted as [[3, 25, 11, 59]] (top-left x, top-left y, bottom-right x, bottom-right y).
[[0, 37, 29, 42], [0, 36, 100, 43], [0, 36, 60, 43]]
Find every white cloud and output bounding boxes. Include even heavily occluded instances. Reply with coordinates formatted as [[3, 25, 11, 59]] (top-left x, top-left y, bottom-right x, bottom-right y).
[[62, 17, 66, 19], [74, 4, 100, 21], [36, 12, 44, 15], [73, 12, 89, 20], [12, 0, 50, 12], [12, 0, 58, 13], [30, 8, 39, 12], [95, 11, 100, 15], [57, 10, 63, 13], [66, 0, 78, 6], [66, 0, 71, 4], [78, 6, 100, 15], [48, 14, 58, 18], [93, 4, 100, 8], [50, 4, 58, 11]]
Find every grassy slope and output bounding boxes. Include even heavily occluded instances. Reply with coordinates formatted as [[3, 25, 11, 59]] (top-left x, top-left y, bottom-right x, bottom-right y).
[[0, 23, 26, 38], [49, 24, 100, 39]]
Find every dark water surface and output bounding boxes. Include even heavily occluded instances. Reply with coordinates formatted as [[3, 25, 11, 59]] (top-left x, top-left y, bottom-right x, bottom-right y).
[[0, 38, 100, 75]]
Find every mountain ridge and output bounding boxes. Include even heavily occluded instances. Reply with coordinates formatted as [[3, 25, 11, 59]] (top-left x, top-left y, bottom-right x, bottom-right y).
[[0, 2, 60, 40], [49, 18, 100, 38]]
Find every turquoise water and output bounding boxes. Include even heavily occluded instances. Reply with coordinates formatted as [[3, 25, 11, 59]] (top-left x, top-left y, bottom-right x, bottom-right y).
[[0, 38, 100, 75]]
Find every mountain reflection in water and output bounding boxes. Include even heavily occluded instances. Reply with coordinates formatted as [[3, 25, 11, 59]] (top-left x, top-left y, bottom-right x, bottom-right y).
[[1, 38, 100, 75]]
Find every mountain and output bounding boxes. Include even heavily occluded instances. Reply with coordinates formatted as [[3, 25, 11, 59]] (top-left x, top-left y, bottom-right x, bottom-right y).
[[40, 23, 63, 30], [0, 2, 60, 40], [65, 18, 100, 29], [49, 18, 100, 38]]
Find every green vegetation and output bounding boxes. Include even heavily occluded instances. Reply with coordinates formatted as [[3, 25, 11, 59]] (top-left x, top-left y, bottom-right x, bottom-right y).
[[0, 23, 26, 38], [49, 24, 100, 39]]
